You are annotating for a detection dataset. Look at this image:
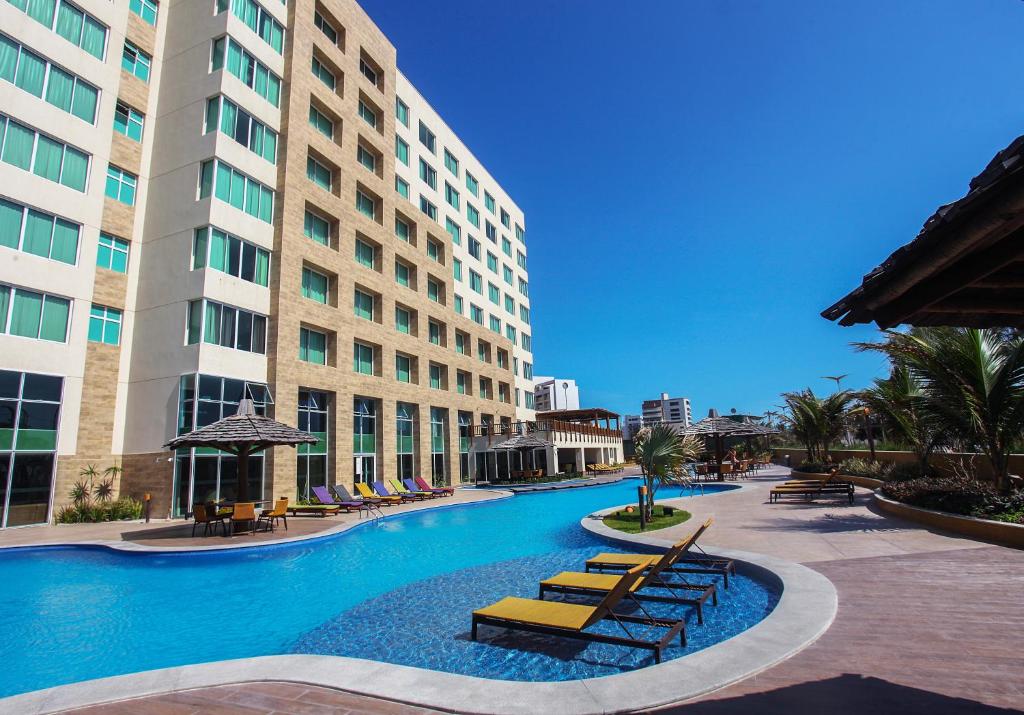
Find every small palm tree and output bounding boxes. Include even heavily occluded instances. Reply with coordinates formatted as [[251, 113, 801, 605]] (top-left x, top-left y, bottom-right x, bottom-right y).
[[780, 388, 854, 463], [856, 328, 1024, 493], [633, 424, 701, 517], [78, 464, 100, 492], [857, 362, 945, 471]]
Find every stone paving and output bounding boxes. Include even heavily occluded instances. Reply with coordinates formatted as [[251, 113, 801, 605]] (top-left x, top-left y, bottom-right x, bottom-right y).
[[35, 469, 1024, 713]]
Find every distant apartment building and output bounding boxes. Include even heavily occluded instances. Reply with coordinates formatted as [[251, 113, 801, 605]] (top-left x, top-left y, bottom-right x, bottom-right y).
[[641, 393, 693, 426], [532, 376, 579, 412], [0, 0, 533, 527], [622, 414, 643, 440]]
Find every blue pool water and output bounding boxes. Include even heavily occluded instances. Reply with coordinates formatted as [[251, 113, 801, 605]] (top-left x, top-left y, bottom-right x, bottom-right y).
[[0, 480, 778, 698]]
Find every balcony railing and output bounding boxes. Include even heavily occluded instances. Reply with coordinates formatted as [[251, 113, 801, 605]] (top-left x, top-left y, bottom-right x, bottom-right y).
[[470, 420, 622, 442]]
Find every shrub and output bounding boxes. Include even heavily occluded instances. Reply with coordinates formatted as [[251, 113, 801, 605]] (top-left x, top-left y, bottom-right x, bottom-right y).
[[881, 473, 1024, 519], [838, 458, 892, 479], [886, 462, 935, 482], [795, 461, 833, 473]]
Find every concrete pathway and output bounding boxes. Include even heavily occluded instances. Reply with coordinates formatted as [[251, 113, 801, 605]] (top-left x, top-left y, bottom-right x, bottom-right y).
[[39, 468, 1024, 713]]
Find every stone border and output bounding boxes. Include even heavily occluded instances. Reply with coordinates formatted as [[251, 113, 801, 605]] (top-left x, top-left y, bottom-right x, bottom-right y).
[[0, 489, 838, 715], [790, 470, 884, 490], [873, 492, 1024, 549]]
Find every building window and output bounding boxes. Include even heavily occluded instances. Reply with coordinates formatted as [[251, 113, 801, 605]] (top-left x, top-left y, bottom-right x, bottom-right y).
[[418, 120, 435, 153], [96, 233, 128, 272], [186, 299, 267, 353], [395, 217, 410, 242], [396, 403, 415, 480], [217, 0, 283, 53], [502, 236, 512, 257], [517, 250, 528, 269], [484, 191, 495, 214], [489, 315, 501, 334], [525, 392, 535, 409], [130, 0, 158, 25], [419, 196, 437, 221], [505, 324, 516, 342], [468, 237, 481, 260], [357, 145, 376, 173], [456, 371, 468, 395], [0, 36, 99, 123], [9, 0, 107, 60], [466, 203, 480, 228], [113, 102, 144, 141], [505, 294, 515, 314], [503, 265, 513, 285], [500, 208, 511, 229], [453, 294, 463, 315], [395, 354, 412, 382], [419, 159, 436, 189], [192, 227, 270, 286], [359, 58, 377, 85], [297, 389, 328, 502], [428, 320, 441, 345], [485, 221, 497, 242], [355, 238, 375, 268], [452, 258, 462, 282], [199, 159, 274, 223], [358, 100, 377, 129], [105, 165, 137, 205], [455, 331, 467, 355], [427, 239, 441, 262], [354, 289, 374, 321], [522, 334, 532, 352], [304, 209, 330, 246], [518, 277, 529, 297], [396, 136, 409, 165], [445, 182, 460, 210], [353, 341, 374, 374], [465, 171, 478, 197], [395, 306, 411, 334], [301, 267, 328, 304], [0, 198, 79, 266], [309, 104, 333, 139], [445, 217, 461, 245], [0, 284, 70, 342], [353, 398, 376, 484], [427, 279, 441, 303], [429, 363, 442, 390], [206, 95, 277, 163], [307, 156, 332, 191], [487, 252, 498, 273], [395, 97, 409, 127], [469, 270, 482, 294], [488, 283, 500, 305], [121, 41, 151, 82], [520, 305, 531, 324], [356, 190, 376, 219], [470, 304, 483, 325], [395, 176, 409, 199], [314, 11, 337, 44], [444, 149, 459, 176], [0, 116, 89, 192], [516, 224, 526, 243], [299, 327, 327, 364], [395, 260, 410, 287], [87, 304, 121, 345], [211, 37, 281, 107], [311, 56, 335, 90]]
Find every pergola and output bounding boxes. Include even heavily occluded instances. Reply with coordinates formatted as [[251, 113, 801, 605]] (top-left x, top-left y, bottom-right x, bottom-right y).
[[823, 134, 1024, 329], [677, 410, 778, 466], [536, 408, 620, 431]]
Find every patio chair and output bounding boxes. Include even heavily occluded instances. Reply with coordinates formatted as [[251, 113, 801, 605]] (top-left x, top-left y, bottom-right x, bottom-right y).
[[407, 478, 450, 497], [229, 502, 257, 535], [372, 480, 419, 503], [585, 518, 736, 588], [415, 476, 454, 496], [332, 483, 383, 506], [471, 564, 686, 663], [258, 497, 289, 532], [312, 485, 369, 513], [191, 503, 227, 537], [355, 481, 402, 505], [719, 462, 734, 480], [389, 478, 434, 499], [539, 539, 717, 624]]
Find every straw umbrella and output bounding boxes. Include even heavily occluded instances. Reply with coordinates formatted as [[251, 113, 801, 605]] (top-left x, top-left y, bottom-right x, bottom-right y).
[[165, 398, 317, 503], [491, 433, 555, 479], [677, 410, 778, 480]]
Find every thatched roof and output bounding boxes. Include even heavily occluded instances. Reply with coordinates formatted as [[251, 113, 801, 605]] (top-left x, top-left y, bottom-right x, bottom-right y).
[[675, 413, 777, 438], [823, 134, 1024, 328], [165, 399, 318, 453], [491, 434, 555, 450]]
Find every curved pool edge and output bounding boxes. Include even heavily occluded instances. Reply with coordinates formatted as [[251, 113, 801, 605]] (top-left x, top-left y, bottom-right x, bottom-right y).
[[1, 521, 838, 715], [0, 488, 515, 556]]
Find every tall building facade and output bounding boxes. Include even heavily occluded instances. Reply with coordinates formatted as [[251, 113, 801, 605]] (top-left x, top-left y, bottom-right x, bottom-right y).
[[0, 0, 531, 527], [641, 393, 692, 426], [532, 376, 579, 412]]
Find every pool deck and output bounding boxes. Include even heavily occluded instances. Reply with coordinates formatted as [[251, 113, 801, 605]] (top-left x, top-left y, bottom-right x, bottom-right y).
[[7, 467, 1024, 714]]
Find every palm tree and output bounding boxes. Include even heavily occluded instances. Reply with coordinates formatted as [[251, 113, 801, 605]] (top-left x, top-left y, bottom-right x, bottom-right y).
[[780, 388, 854, 463], [857, 362, 944, 472], [856, 328, 1024, 493], [632, 424, 701, 517]]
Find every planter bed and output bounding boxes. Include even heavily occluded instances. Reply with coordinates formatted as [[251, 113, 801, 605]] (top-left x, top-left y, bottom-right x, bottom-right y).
[[874, 492, 1024, 549], [788, 470, 884, 490]]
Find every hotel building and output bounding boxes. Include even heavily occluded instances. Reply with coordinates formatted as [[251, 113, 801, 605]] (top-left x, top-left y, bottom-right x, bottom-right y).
[[0, 0, 533, 526]]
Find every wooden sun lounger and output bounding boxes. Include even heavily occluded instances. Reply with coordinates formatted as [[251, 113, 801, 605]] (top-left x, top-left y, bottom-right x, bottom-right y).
[[287, 504, 341, 517], [471, 564, 686, 663], [770, 483, 854, 504]]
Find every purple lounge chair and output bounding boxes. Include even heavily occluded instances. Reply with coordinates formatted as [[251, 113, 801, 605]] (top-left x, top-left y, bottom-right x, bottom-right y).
[[373, 480, 421, 502], [312, 485, 370, 513]]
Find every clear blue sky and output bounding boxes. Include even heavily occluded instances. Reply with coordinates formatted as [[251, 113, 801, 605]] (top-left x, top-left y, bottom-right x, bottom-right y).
[[359, 0, 1024, 419]]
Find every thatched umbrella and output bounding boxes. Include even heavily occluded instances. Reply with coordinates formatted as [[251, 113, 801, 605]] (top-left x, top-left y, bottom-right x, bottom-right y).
[[165, 399, 317, 503], [677, 410, 778, 479], [491, 433, 554, 478]]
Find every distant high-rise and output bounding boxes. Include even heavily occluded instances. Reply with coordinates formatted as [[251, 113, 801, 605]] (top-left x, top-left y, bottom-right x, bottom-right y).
[[641, 393, 692, 427], [533, 377, 580, 412]]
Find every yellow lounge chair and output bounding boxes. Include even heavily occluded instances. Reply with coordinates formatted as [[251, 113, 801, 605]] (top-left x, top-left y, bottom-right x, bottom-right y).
[[389, 478, 434, 500], [540, 538, 717, 624], [471, 564, 686, 663], [585, 518, 736, 588], [355, 481, 401, 505]]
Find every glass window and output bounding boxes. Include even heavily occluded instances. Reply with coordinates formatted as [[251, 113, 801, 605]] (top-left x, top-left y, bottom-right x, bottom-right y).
[[395, 260, 410, 287], [520, 305, 530, 324], [0, 285, 70, 342], [395, 97, 409, 127], [301, 267, 328, 303], [396, 136, 409, 165], [307, 156, 332, 191], [466, 203, 480, 228], [419, 159, 436, 189], [427, 240, 440, 262], [353, 341, 374, 374], [358, 100, 377, 129], [429, 364, 442, 390], [359, 57, 377, 85], [419, 196, 436, 221], [129, 0, 158, 25], [199, 159, 273, 222], [355, 238, 374, 268], [428, 320, 441, 344], [309, 104, 333, 139], [501, 209, 511, 229], [394, 217, 410, 242], [299, 327, 327, 364], [468, 237, 481, 260], [121, 40, 151, 82], [105, 165, 137, 205], [505, 294, 515, 314], [304, 209, 329, 246], [113, 102, 144, 141], [314, 11, 337, 44], [311, 56, 335, 90], [356, 190, 375, 219], [0, 199, 78, 265], [445, 182, 459, 209], [208, 95, 276, 163], [444, 149, 459, 176], [445, 217, 461, 245], [454, 294, 463, 315], [465, 171, 479, 197], [354, 289, 374, 321], [469, 270, 482, 294], [505, 324, 516, 342], [186, 299, 266, 353], [470, 304, 483, 325], [487, 252, 498, 272], [452, 258, 462, 282], [489, 315, 501, 334], [519, 278, 529, 297], [503, 265, 513, 285], [87, 304, 121, 345], [97, 232, 128, 273], [502, 236, 512, 257], [395, 176, 409, 199], [516, 224, 526, 243], [418, 120, 435, 153], [484, 191, 495, 213], [213, 37, 281, 107], [488, 283, 500, 305], [13, 0, 109, 61], [395, 354, 411, 382], [428, 279, 440, 303], [394, 306, 411, 334], [357, 145, 376, 172]]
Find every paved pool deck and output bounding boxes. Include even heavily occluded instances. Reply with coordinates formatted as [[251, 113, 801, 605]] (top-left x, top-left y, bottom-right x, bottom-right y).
[[15, 467, 1024, 714]]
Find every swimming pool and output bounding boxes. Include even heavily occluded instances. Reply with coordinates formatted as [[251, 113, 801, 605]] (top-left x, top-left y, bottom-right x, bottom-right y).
[[0, 479, 778, 698]]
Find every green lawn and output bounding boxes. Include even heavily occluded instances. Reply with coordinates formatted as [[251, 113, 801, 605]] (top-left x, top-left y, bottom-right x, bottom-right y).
[[603, 505, 691, 534]]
